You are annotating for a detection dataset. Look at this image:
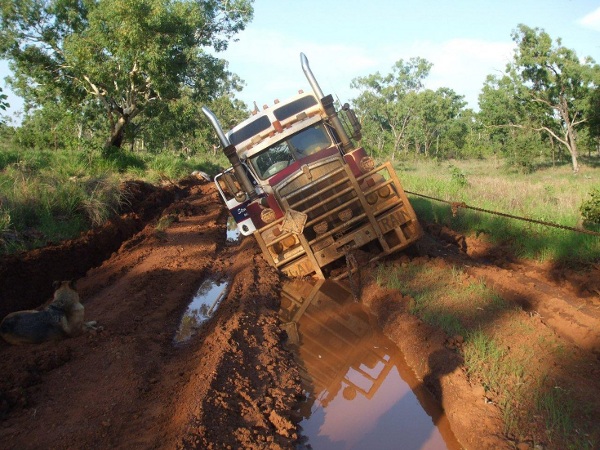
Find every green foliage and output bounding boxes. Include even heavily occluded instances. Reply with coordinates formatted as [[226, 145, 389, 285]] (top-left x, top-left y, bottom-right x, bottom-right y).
[[502, 128, 545, 173], [0, 207, 10, 234], [0, 145, 225, 254], [14, 103, 86, 151], [478, 24, 600, 173], [579, 188, 600, 226], [0, 0, 253, 149], [398, 158, 600, 265], [448, 164, 469, 187], [140, 89, 249, 155], [351, 59, 468, 161], [351, 58, 430, 159], [0, 86, 8, 123], [78, 177, 125, 227]]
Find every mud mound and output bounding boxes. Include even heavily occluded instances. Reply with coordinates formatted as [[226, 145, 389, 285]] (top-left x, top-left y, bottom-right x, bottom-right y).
[[0, 179, 182, 319], [0, 179, 301, 449], [1, 176, 598, 449]]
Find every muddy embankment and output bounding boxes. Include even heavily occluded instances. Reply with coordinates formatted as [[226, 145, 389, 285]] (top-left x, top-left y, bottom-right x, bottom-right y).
[[0, 176, 598, 449], [0, 178, 300, 449]]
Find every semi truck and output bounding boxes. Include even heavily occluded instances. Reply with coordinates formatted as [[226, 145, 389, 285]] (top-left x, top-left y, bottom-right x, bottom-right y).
[[202, 53, 422, 278]]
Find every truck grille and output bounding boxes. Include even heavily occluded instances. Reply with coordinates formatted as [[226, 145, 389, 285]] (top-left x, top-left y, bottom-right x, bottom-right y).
[[277, 157, 344, 198], [256, 155, 422, 278], [276, 156, 360, 244]]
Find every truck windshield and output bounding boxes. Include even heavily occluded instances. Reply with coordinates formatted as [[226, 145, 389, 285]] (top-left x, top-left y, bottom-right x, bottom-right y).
[[250, 124, 332, 179]]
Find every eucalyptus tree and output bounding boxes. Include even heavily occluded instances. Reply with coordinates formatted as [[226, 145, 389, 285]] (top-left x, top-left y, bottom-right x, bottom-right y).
[[0, 87, 7, 110], [506, 24, 599, 172], [587, 86, 600, 155], [351, 57, 432, 160], [0, 86, 8, 125], [140, 86, 248, 155], [408, 87, 466, 157], [479, 70, 550, 169], [0, 0, 253, 150]]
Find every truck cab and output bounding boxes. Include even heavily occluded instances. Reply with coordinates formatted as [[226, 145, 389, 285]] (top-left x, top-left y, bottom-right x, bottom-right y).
[[204, 54, 422, 278]]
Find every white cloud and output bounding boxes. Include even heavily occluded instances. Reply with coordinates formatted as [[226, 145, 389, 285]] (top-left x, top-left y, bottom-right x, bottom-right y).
[[407, 39, 515, 109], [222, 30, 515, 111], [221, 29, 378, 107], [578, 7, 600, 31]]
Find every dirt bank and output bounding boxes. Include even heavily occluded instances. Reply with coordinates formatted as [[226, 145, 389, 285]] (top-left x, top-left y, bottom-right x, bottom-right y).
[[0, 178, 300, 449], [0, 177, 598, 449]]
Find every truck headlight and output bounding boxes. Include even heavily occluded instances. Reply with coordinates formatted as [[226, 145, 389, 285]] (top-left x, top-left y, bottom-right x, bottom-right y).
[[270, 242, 283, 255], [282, 235, 297, 249], [378, 186, 391, 198], [314, 221, 328, 235], [261, 208, 276, 223], [338, 208, 352, 221], [366, 192, 378, 205], [360, 156, 375, 173]]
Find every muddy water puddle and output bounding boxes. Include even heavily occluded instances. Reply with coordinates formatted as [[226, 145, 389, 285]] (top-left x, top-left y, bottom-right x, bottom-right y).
[[280, 279, 462, 450], [174, 277, 229, 343]]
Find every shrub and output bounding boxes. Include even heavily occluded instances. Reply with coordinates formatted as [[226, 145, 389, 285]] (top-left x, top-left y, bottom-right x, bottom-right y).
[[449, 164, 469, 187], [580, 188, 600, 226]]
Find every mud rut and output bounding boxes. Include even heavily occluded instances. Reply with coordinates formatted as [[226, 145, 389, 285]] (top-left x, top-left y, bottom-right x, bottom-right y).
[[0, 177, 598, 449]]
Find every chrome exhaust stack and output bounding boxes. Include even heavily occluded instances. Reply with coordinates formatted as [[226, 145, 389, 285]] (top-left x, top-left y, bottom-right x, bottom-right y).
[[300, 53, 353, 152], [201, 106, 257, 200], [201, 106, 231, 148], [300, 53, 324, 99]]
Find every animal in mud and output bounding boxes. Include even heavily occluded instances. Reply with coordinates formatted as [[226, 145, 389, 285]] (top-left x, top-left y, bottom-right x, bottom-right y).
[[0, 281, 97, 345]]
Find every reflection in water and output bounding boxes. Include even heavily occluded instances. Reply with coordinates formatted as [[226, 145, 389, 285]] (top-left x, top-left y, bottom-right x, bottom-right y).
[[279, 279, 462, 450], [226, 216, 241, 243], [174, 278, 229, 344]]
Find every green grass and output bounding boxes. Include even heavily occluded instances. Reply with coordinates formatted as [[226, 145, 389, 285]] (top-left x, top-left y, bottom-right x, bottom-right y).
[[376, 261, 597, 447], [0, 146, 226, 254], [462, 328, 509, 393], [535, 385, 596, 450], [395, 158, 600, 265]]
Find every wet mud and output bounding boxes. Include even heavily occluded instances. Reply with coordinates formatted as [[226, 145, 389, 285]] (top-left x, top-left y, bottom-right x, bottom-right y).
[[0, 176, 598, 449]]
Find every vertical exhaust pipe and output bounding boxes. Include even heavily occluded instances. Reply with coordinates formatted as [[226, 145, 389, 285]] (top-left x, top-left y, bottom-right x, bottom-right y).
[[300, 53, 353, 152], [201, 106, 257, 200], [300, 53, 324, 100], [201, 106, 231, 147]]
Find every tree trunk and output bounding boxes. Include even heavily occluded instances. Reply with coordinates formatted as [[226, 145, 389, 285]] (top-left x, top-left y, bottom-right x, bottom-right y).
[[106, 128, 124, 149], [570, 146, 579, 173], [560, 100, 579, 173], [565, 124, 579, 173], [105, 115, 128, 149]]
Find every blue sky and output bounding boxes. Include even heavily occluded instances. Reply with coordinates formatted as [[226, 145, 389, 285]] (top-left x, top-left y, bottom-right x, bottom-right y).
[[2, 0, 600, 122], [221, 0, 600, 111]]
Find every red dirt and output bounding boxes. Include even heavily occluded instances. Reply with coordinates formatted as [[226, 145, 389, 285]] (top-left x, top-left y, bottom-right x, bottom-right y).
[[0, 177, 598, 449]]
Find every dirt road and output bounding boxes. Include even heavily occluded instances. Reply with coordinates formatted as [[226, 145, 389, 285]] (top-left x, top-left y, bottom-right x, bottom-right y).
[[0, 177, 598, 449]]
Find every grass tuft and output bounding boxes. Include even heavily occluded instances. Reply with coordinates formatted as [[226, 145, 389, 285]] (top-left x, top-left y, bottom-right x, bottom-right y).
[[0, 146, 224, 254], [396, 158, 600, 265], [376, 259, 596, 447]]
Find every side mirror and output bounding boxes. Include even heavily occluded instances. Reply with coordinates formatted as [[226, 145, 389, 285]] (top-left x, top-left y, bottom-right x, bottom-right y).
[[342, 103, 362, 141]]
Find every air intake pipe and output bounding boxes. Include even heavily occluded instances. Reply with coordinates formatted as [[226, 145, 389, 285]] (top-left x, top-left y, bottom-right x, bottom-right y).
[[201, 106, 257, 200], [300, 53, 353, 152]]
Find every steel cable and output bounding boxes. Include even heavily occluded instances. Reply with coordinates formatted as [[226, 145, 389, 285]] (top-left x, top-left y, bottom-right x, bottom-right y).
[[405, 190, 600, 237]]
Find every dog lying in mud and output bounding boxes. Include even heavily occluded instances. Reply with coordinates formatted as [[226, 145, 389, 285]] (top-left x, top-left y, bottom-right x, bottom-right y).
[[0, 281, 97, 345]]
